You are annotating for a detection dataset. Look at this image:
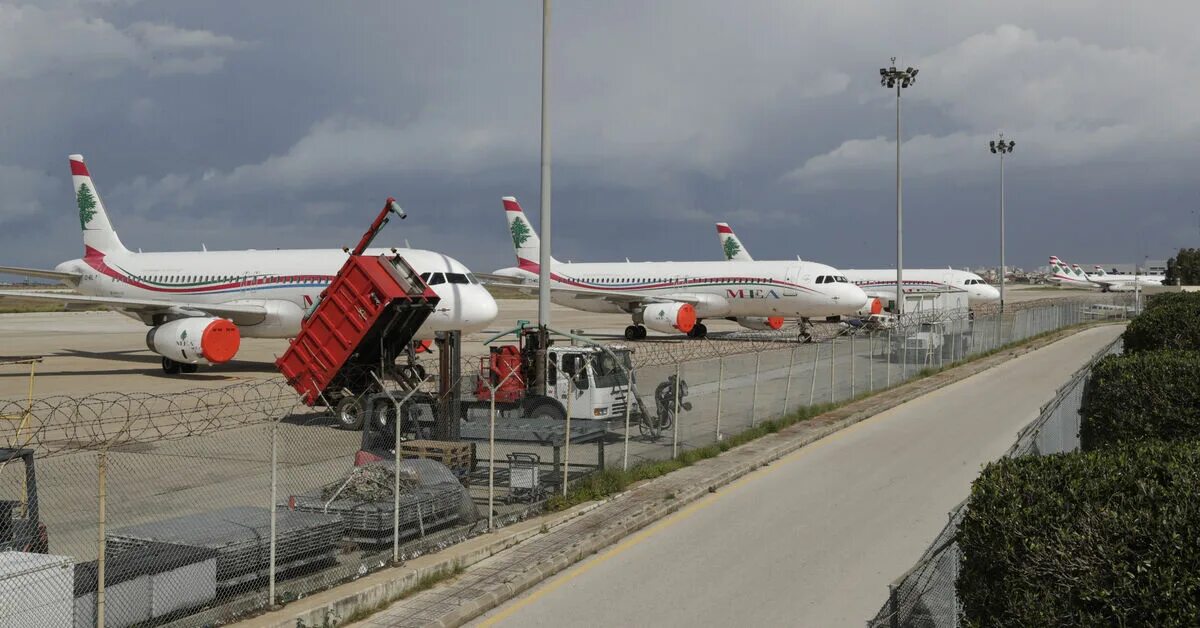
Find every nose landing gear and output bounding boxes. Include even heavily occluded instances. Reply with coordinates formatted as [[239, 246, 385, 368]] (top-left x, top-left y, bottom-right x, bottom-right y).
[[624, 325, 647, 341]]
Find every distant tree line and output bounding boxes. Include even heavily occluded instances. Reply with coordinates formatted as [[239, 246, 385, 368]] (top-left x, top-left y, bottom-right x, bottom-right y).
[[1164, 248, 1200, 285]]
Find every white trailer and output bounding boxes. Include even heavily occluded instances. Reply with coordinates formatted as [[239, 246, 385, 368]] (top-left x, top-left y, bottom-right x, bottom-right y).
[[867, 287, 972, 363]]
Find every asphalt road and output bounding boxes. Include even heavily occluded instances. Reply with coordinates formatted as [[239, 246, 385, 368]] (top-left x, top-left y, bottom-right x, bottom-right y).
[[472, 324, 1124, 628]]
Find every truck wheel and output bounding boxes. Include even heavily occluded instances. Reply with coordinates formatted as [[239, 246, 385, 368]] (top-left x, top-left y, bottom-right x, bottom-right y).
[[335, 396, 365, 430], [525, 397, 566, 422]]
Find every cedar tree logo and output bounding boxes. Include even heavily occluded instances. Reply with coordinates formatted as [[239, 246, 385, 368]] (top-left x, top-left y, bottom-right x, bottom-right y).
[[723, 236, 741, 260], [510, 217, 532, 248], [77, 183, 97, 229]]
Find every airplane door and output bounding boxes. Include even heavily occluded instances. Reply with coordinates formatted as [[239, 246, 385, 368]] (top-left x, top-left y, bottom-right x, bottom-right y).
[[782, 265, 801, 296]]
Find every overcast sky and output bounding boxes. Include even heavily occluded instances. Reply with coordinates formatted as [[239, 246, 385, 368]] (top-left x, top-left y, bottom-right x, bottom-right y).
[[2, 1, 1197, 273]]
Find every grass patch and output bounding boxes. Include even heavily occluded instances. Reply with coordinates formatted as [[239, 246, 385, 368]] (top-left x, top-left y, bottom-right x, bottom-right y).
[[545, 321, 1107, 513], [335, 561, 465, 626]]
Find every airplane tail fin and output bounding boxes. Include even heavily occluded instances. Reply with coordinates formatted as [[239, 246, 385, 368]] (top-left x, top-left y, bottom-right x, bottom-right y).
[[716, 222, 753, 261], [1092, 265, 1107, 277], [1071, 263, 1090, 280], [503, 196, 557, 268], [1049, 255, 1070, 277], [70, 154, 128, 255]]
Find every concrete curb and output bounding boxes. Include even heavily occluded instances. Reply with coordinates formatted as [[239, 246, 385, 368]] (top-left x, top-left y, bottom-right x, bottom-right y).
[[240, 324, 1110, 628]]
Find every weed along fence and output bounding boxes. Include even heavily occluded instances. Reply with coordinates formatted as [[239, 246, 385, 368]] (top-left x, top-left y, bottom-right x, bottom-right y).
[[866, 335, 1124, 628], [0, 296, 1130, 626]]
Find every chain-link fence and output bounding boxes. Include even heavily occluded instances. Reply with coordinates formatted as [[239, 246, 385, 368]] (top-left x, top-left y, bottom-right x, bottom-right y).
[[0, 294, 1133, 627], [866, 333, 1124, 628]]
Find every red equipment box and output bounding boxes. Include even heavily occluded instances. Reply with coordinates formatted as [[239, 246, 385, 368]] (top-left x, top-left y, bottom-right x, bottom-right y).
[[276, 254, 438, 405]]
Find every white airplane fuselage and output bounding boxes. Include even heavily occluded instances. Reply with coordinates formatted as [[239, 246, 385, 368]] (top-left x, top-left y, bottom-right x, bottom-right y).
[[54, 246, 498, 338], [494, 259, 868, 319], [837, 268, 999, 304]]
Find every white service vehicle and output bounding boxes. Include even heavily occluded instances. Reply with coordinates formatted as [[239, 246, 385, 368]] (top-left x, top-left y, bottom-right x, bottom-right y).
[[882, 287, 973, 363]]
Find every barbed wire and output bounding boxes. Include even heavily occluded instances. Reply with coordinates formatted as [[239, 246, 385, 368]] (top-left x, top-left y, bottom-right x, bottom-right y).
[[0, 379, 309, 458]]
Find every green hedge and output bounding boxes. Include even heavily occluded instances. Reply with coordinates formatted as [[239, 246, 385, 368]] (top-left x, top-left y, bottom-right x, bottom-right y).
[[1079, 351, 1200, 450], [1145, 291, 1200, 310], [1122, 299, 1200, 353], [958, 440, 1200, 627]]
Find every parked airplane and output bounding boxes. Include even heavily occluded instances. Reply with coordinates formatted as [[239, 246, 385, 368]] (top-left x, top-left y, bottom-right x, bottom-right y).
[[1046, 256, 1096, 288], [716, 222, 999, 304], [0, 155, 498, 373], [1086, 264, 1166, 291], [488, 198, 868, 340]]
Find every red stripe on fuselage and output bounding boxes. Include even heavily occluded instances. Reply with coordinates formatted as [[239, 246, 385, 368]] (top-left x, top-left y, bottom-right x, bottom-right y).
[[516, 257, 818, 294], [82, 246, 333, 294]]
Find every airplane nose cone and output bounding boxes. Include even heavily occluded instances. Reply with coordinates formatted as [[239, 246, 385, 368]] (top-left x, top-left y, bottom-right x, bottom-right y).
[[838, 284, 869, 313], [984, 286, 1001, 302], [469, 287, 500, 328]]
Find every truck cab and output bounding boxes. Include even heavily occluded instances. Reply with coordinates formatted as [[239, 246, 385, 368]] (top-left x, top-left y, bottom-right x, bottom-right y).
[[548, 345, 634, 421]]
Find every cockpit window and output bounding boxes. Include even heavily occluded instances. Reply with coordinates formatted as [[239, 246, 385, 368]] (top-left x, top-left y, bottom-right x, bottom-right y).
[[467, 273, 480, 284], [834, 276, 848, 283], [816, 276, 826, 284], [446, 273, 470, 284], [424, 272, 445, 285]]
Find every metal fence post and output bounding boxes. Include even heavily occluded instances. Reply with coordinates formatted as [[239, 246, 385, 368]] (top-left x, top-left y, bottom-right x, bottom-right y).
[[563, 363, 573, 496], [830, 336, 837, 403], [672, 363, 681, 458], [809, 342, 820, 406], [96, 450, 107, 628], [750, 353, 760, 426], [488, 393, 497, 530], [269, 420, 278, 604], [901, 325, 908, 384], [850, 332, 856, 398], [623, 365, 634, 471], [886, 327, 892, 387], [869, 332, 875, 392], [715, 357, 724, 441], [782, 348, 795, 416]]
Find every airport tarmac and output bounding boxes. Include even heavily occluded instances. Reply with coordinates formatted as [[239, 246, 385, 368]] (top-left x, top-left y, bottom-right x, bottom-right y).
[[0, 284, 1111, 399]]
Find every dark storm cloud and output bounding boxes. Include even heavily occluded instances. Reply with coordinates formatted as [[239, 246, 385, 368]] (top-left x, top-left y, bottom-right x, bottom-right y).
[[1, 1, 1198, 274]]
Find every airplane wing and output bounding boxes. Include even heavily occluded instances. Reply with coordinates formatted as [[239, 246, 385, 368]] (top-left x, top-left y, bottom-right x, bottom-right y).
[[0, 265, 81, 283], [0, 290, 268, 326]]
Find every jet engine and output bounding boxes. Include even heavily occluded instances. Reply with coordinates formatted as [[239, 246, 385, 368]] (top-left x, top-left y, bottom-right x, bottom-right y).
[[730, 316, 785, 331], [146, 317, 241, 365], [856, 297, 884, 317], [641, 303, 697, 334]]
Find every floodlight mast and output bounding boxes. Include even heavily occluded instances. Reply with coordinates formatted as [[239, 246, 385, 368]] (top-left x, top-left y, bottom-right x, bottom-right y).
[[989, 134, 1014, 314], [880, 59, 918, 318]]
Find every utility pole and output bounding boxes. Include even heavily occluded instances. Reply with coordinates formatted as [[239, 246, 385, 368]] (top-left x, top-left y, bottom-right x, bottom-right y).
[[989, 134, 1014, 314], [535, 0, 553, 394], [879, 59, 918, 318]]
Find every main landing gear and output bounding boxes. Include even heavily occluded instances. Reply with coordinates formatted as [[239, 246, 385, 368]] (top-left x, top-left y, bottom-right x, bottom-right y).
[[686, 323, 708, 339], [624, 325, 647, 341], [161, 357, 198, 375]]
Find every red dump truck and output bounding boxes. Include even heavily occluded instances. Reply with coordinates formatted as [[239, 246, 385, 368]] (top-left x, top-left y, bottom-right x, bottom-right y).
[[275, 199, 439, 406]]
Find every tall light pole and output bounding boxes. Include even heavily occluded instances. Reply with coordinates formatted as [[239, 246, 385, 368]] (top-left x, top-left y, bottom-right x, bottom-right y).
[[989, 134, 1014, 313], [537, 0, 552, 328], [880, 59, 918, 318]]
